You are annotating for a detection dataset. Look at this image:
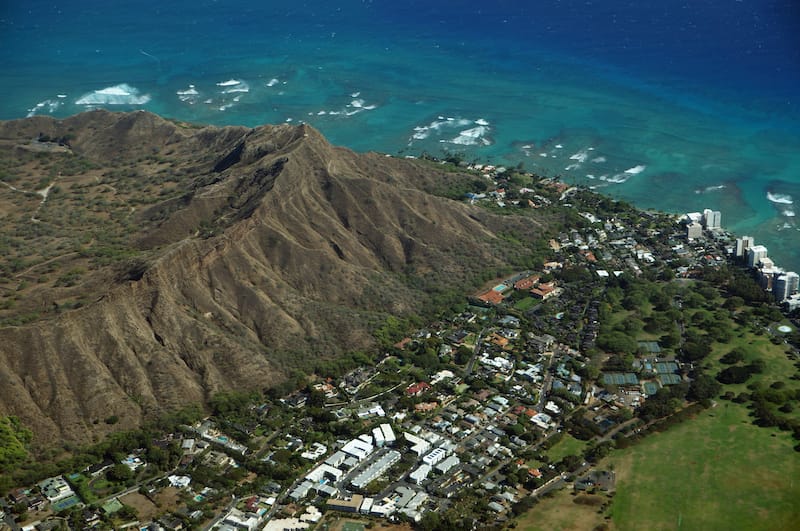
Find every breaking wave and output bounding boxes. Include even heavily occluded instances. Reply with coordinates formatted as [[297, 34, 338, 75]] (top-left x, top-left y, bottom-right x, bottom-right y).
[[76, 84, 150, 105], [767, 192, 793, 205]]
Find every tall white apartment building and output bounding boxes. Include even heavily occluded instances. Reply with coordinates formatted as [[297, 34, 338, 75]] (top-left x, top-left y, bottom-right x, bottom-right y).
[[747, 245, 768, 268], [703, 208, 722, 230], [735, 235, 754, 258]]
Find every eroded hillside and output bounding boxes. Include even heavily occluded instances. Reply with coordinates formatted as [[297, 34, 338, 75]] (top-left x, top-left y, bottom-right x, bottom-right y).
[[0, 110, 547, 445]]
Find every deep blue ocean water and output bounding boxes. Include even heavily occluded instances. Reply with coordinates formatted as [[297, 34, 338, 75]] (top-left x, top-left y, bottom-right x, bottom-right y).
[[3, 0, 800, 270]]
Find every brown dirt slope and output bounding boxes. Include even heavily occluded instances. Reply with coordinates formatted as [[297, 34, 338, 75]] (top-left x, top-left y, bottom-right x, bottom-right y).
[[0, 110, 546, 446]]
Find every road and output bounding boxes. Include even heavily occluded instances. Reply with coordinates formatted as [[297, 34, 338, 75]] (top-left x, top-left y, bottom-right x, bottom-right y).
[[536, 352, 556, 412], [464, 328, 486, 377]]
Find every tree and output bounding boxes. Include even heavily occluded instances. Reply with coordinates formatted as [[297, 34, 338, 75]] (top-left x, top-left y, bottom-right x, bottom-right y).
[[723, 296, 745, 310], [561, 454, 583, 472], [720, 348, 747, 365], [117, 505, 138, 521], [597, 331, 637, 355], [680, 339, 711, 362], [688, 375, 721, 401], [107, 463, 133, 482]]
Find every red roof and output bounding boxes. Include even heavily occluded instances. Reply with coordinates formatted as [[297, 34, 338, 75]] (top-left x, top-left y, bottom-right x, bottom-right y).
[[394, 337, 412, 350], [406, 382, 431, 396], [514, 275, 540, 290], [477, 290, 504, 305]]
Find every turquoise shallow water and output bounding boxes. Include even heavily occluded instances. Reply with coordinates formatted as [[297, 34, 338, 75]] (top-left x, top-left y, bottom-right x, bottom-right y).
[[3, 0, 800, 270]]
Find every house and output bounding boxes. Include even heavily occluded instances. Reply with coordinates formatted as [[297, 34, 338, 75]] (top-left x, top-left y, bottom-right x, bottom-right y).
[[159, 515, 185, 531], [222, 508, 261, 531], [513, 275, 540, 291], [327, 494, 364, 513], [406, 382, 431, 396], [38, 476, 74, 502], [530, 282, 558, 300], [475, 289, 505, 306], [180, 439, 196, 454]]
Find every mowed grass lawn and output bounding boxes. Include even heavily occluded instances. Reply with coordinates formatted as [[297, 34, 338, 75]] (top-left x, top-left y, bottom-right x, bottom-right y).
[[546, 434, 587, 463], [606, 403, 800, 531], [706, 328, 795, 394]]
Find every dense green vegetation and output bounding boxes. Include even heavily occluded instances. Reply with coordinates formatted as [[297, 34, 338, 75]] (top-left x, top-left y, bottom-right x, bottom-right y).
[[0, 416, 33, 470]]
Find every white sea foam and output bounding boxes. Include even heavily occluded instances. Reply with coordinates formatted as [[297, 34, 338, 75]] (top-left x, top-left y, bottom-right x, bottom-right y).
[[565, 163, 581, 171], [412, 126, 430, 140], [266, 78, 280, 87], [555, 144, 563, 149], [475, 118, 489, 126], [783, 209, 795, 217], [569, 149, 590, 163], [624, 165, 647, 175], [601, 166, 644, 185], [176, 85, 199, 96], [26, 99, 62, 117], [223, 84, 249, 94], [216, 79, 241, 87], [351, 91, 361, 98], [448, 125, 492, 146], [408, 117, 475, 144], [539, 153, 548, 157], [591, 156, 606, 163], [76, 83, 150, 105], [586, 174, 595, 179], [767, 192, 793, 205], [176, 84, 200, 103], [695, 184, 726, 194], [56, 94, 67, 99], [311, 96, 379, 119]]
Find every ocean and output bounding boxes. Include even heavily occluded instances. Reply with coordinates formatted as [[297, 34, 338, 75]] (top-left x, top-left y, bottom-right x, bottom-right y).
[[3, 0, 800, 270]]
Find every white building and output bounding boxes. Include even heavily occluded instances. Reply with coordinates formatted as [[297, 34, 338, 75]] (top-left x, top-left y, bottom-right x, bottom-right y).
[[747, 245, 769, 268], [380, 423, 396, 445], [301, 442, 328, 460], [735, 235, 755, 258], [703, 208, 722, 230], [38, 476, 75, 502], [530, 412, 553, 430], [422, 448, 447, 466], [404, 432, 431, 456], [342, 437, 374, 461], [306, 463, 344, 483], [409, 464, 432, 485], [373, 427, 385, 447], [774, 272, 799, 301], [324, 450, 347, 468], [351, 450, 401, 490], [222, 508, 261, 531], [435, 455, 460, 474], [686, 221, 703, 240]]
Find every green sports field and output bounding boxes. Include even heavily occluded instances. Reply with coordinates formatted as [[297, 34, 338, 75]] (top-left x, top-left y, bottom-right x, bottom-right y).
[[606, 404, 800, 531]]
